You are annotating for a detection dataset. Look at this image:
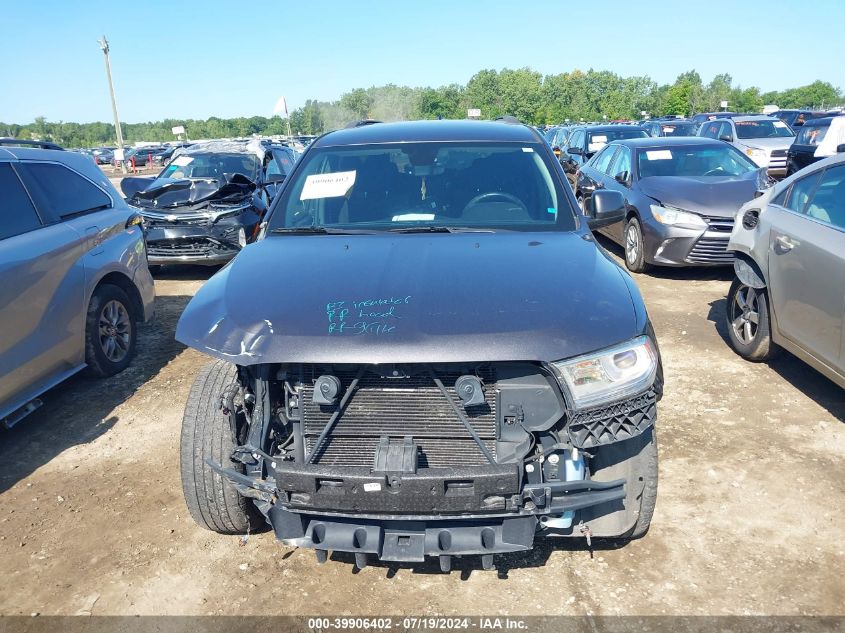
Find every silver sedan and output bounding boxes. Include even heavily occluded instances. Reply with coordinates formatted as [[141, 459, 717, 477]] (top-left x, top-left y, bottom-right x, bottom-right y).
[[726, 153, 845, 388]]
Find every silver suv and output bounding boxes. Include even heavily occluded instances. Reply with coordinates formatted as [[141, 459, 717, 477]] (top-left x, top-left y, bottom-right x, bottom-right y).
[[0, 140, 156, 427], [699, 115, 795, 177]]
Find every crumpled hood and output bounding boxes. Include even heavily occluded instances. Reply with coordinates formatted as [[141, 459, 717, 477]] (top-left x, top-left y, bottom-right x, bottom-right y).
[[127, 173, 255, 210], [637, 171, 764, 218], [175, 232, 644, 365]]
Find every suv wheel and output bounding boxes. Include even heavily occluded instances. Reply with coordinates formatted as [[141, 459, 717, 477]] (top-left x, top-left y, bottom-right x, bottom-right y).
[[180, 360, 265, 534], [84, 284, 137, 377], [725, 278, 779, 361], [588, 427, 658, 540], [624, 217, 651, 273]]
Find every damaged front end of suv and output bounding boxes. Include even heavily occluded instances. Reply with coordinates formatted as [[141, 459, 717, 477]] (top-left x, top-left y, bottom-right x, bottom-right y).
[[176, 121, 663, 571]]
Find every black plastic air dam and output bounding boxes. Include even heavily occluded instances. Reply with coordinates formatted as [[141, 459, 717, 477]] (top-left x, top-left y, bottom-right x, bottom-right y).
[[275, 462, 520, 514], [269, 508, 538, 562]]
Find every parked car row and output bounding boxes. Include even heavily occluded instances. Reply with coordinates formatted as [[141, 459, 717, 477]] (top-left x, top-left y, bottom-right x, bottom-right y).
[[1, 117, 841, 575]]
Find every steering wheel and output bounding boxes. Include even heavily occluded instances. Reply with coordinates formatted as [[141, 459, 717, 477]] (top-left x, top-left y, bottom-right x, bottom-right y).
[[462, 192, 527, 213]]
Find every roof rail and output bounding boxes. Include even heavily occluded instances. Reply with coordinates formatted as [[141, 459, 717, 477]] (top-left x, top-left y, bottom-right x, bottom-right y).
[[344, 119, 383, 129], [0, 138, 65, 151], [493, 115, 522, 125]]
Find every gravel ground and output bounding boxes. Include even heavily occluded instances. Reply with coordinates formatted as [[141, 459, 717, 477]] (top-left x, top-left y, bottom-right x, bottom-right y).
[[0, 240, 842, 617]]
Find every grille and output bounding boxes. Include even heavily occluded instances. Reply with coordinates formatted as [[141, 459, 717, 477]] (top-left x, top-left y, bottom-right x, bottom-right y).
[[686, 235, 733, 264], [143, 216, 210, 229], [770, 149, 787, 158], [703, 216, 734, 233], [567, 388, 657, 449], [147, 239, 215, 257], [300, 367, 497, 468]]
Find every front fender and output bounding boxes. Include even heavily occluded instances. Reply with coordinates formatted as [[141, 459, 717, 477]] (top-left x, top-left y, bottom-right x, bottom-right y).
[[733, 254, 766, 289]]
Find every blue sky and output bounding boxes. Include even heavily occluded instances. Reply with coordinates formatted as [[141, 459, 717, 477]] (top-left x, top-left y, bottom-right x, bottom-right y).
[[2, 0, 843, 123]]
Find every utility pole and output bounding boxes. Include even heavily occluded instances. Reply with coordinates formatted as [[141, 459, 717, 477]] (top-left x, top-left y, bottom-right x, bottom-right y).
[[98, 36, 127, 174]]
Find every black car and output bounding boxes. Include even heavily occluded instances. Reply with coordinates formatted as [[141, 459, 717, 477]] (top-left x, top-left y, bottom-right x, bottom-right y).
[[772, 109, 826, 129], [575, 137, 769, 272], [642, 120, 698, 138], [561, 125, 648, 184], [786, 116, 845, 175], [121, 140, 298, 267], [154, 143, 192, 166], [175, 120, 663, 571]]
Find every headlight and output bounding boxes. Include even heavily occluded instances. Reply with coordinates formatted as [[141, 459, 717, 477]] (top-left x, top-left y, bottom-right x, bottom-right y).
[[209, 203, 251, 221], [649, 204, 707, 229], [551, 336, 658, 409]]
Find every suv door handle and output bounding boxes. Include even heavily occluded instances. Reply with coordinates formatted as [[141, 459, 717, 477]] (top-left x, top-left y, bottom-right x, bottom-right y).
[[774, 234, 794, 253]]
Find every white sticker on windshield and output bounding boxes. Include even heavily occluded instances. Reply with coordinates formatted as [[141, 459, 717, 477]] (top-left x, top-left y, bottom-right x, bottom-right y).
[[662, 126, 673, 133], [591, 135, 608, 143], [522, 147, 534, 153], [645, 150, 673, 160], [300, 170, 357, 200], [587, 142, 605, 153], [392, 213, 435, 222], [172, 156, 193, 167], [773, 121, 788, 128]]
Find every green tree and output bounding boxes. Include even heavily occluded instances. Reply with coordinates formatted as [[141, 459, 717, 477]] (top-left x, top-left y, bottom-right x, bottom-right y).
[[340, 88, 373, 119]]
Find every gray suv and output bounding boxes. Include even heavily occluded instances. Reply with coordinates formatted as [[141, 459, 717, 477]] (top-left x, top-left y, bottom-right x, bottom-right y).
[[0, 140, 156, 427]]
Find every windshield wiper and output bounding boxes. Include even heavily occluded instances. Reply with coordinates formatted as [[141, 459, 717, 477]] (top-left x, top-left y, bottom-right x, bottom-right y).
[[269, 226, 377, 235], [388, 225, 494, 233]]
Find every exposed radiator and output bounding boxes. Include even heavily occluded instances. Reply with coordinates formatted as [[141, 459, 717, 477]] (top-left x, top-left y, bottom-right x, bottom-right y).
[[299, 368, 497, 468]]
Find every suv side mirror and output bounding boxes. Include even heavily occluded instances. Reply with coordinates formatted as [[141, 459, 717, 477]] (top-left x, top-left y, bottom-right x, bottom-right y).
[[837, 143, 845, 153], [718, 134, 733, 143], [586, 190, 626, 229], [567, 146, 583, 156], [614, 171, 630, 186]]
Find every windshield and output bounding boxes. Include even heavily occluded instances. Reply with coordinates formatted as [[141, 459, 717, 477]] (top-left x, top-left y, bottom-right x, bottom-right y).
[[587, 128, 647, 152], [267, 142, 576, 232], [661, 122, 697, 136], [735, 120, 795, 139], [154, 153, 260, 184], [637, 145, 759, 178]]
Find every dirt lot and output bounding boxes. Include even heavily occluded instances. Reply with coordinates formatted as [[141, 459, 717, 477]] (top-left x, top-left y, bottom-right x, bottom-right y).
[[1, 242, 843, 617]]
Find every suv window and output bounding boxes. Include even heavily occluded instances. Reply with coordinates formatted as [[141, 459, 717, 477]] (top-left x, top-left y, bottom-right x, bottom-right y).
[[568, 130, 585, 151], [783, 171, 823, 214], [18, 162, 111, 220], [609, 146, 633, 181], [719, 122, 734, 140], [0, 164, 42, 240], [804, 164, 845, 229], [591, 145, 618, 174], [700, 122, 719, 138]]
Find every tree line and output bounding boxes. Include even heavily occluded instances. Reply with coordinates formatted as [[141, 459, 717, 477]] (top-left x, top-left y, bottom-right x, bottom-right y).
[[2, 68, 840, 147]]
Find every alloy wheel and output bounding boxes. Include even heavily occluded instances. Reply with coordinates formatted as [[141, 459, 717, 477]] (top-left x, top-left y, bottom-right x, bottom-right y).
[[98, 299, 131, 363], [730, 284, 760, 344], [626, 224, 640, 265]]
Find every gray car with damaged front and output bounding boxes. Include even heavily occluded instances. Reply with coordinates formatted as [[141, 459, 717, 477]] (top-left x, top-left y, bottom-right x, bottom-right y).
[[175, 120, 663, 571]]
